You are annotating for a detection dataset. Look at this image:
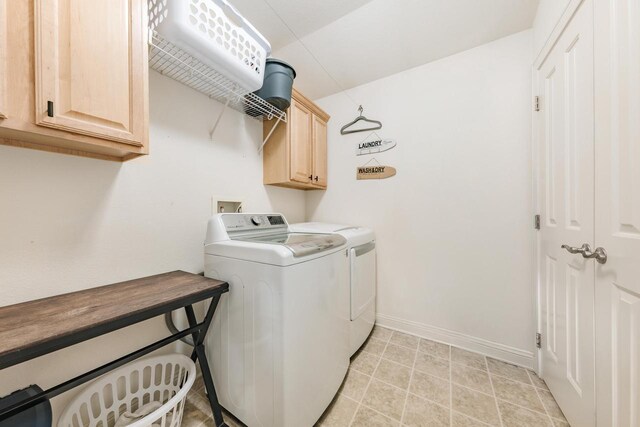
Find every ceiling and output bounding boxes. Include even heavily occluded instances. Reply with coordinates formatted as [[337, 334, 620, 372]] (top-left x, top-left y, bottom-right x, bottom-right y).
[[232, 0, 539, 100], [231, 0, 374, 51]]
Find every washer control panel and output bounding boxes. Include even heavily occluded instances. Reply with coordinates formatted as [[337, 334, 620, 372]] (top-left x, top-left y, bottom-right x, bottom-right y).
[[222, 213, 288, 232]]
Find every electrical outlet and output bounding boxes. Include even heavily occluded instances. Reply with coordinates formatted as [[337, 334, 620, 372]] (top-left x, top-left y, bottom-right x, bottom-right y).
[[212, 197, 243, 214]]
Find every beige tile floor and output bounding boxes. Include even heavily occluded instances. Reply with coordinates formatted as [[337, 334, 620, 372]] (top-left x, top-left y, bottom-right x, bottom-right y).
[[183, 326, 569, 427], [181, 375, 244, 427]]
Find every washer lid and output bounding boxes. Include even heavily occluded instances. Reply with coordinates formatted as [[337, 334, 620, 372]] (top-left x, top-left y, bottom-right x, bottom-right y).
[[290, 222, 351, 233], [290, 222, 375, 247], [233, 232, 347, 258]]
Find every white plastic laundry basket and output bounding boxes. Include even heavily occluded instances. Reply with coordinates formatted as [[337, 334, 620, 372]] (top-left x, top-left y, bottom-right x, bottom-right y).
[[148, 0, 271, 93], [58, 354, 196, 427]]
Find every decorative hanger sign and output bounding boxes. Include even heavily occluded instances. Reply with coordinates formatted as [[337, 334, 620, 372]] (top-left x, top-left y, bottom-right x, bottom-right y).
[[356, 132, 396, 156], [341, 105, 382, 135], [356, 158, 396, 180]]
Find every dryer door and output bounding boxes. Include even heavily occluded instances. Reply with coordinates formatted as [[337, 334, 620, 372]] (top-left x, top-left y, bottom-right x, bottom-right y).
[[350, 241, 376, 321]]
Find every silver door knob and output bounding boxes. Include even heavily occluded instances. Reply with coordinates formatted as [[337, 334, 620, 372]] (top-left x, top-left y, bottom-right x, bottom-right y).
[[583, 247, 608, 264], [561, 243, 592, 255]]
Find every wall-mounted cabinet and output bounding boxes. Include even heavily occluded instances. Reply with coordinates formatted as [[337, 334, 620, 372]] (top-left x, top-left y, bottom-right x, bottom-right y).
[[312, 114, 328, 188], [0, 0, 149, 161], [263, 89, 330, 190]]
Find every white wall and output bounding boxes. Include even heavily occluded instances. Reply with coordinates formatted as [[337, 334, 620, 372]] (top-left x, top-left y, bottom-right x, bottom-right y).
[[532, 0, 571, 58], [307, 30, 535, 365], [0, 71, 305, 417]]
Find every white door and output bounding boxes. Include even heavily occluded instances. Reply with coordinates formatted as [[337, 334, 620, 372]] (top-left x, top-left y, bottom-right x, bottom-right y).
[[594, 0, 640, 424], [537, 1, 596, 425]]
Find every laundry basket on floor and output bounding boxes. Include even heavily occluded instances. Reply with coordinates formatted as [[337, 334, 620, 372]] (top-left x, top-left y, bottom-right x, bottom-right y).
[[58, 354, 196, 427]]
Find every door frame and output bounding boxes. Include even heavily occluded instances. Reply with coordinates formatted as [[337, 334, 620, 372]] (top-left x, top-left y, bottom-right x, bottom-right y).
[[532, 0, 586, 375]]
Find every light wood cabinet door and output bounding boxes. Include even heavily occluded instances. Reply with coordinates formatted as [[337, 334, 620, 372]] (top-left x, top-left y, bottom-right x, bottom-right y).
[[289, 99, 313, 184], [0, 0, 6, 120], [312, 115, 327, 188], [262, 88, 329, 190], [34, 0, 147, 146]]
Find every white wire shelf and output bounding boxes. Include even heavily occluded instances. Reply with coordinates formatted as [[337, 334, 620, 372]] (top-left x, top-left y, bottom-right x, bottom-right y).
[[148, 31, 287, 124]]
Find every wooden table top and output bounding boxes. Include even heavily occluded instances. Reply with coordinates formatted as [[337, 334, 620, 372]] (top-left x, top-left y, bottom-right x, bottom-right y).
[[0, 271, 228, 369]]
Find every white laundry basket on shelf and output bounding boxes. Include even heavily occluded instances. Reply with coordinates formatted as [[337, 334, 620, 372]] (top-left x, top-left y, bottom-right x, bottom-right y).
[[57, 354, 196, 427], [148, 0, 271, 93]]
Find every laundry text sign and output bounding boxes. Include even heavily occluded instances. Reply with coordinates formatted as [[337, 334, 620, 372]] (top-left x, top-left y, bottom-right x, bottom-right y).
[[356, 165, 396, 180], [356, 137, 396, 155]]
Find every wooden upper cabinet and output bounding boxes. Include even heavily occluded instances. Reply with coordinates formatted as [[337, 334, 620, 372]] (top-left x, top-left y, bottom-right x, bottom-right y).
[[289, 100, 313, 184], [0, 0, 148, 161], [263, 88, 330, 190], [312, 115, 327, 187], [0, 0, 6, 120], [34, 0, 146, 146]]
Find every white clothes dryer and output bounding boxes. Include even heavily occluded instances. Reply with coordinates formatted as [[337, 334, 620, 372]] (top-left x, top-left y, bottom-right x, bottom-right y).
[[290, 222, 376, 356]]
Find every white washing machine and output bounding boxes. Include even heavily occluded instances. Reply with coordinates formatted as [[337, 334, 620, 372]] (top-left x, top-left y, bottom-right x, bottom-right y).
[[291, 222, 376, 356], [204, 213, 350, 427]]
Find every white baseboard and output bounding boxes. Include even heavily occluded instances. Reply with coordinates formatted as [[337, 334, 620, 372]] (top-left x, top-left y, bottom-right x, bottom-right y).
[[376, 314, 534, 369]]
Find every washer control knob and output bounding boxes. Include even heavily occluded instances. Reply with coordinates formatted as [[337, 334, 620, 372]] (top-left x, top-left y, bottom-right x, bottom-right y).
[[250, 216, 262, 226]]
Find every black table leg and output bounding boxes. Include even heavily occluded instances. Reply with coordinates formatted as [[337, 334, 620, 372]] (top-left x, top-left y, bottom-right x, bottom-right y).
[[193, 344, 226, 427], [185, 299, 227, 427]]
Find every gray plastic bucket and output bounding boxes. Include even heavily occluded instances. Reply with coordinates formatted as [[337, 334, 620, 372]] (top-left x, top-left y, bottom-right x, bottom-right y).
[[254, 58, 296, 111]]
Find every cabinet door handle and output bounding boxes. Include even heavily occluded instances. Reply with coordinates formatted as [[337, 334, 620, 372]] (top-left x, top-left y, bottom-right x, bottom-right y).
[[47, 101, 54, 118], [314, 176, 319, 182], [308, 174, 313, 180]]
